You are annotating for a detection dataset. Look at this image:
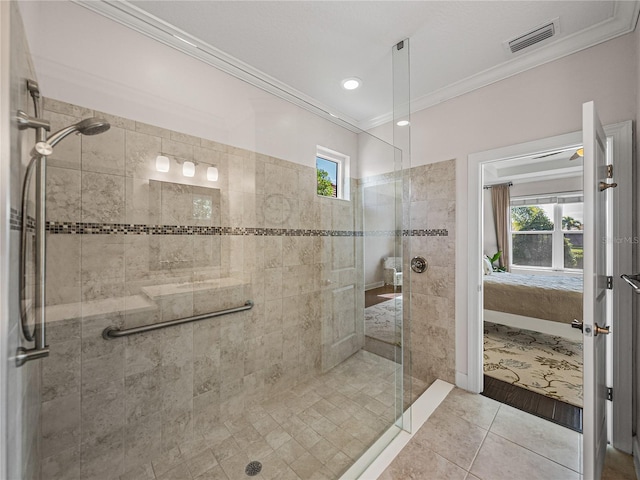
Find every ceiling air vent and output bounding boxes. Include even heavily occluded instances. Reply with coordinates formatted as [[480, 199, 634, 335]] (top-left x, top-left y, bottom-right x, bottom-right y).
[[508, 22, 556, 54]]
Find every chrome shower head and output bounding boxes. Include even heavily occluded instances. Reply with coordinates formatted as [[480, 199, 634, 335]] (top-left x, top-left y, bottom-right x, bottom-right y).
[[35, 117, 110, 156], [73, 117, 111, 137]]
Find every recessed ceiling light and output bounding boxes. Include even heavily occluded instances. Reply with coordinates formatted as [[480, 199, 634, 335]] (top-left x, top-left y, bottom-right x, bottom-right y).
[[396, 120, 410, 127], [341, 77, 361, 90]]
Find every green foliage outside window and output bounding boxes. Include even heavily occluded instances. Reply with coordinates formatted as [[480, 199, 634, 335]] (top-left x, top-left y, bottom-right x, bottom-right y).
[[317, 168, 334, 197], [562, 216, 583, 231], [511, 206, 553, 231], [511, 206, 582, 269]]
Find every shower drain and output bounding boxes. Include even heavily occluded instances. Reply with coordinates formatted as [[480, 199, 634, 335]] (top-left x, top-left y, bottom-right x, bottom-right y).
[[245, 461, 263, 476]]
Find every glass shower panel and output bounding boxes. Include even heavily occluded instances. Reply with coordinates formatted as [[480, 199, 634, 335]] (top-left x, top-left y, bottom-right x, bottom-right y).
[[22, 4, 412, 479], [4, 4, 43, 480], [393, 38, 413, 421], [37, 100, 407, 479]]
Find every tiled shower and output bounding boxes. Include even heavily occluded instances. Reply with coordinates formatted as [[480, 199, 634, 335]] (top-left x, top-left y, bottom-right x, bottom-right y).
[[38, 97, 377, 478], [35, 103, 456, 479], [4, 3, 457, 480]]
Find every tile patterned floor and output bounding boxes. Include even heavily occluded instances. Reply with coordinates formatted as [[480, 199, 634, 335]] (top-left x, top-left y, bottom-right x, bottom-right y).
[[381, 387, 636, 480], [120, 351, 427, 480]]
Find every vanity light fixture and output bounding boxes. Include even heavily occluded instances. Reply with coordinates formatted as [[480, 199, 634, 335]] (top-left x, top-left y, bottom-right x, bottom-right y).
[[341, 77, 361, 90], [155, 155, 170, 172], [207, 166, 219, 182], [183, 161, 196, 177]]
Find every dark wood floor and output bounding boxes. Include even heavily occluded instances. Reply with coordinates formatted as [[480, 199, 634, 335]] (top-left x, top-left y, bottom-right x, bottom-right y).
[[482, 375, 583, 433], [364, 285, 401, 308]]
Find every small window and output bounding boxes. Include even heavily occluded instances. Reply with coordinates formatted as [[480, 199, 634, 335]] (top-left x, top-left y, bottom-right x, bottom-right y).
[[316, 146, 350, 200]]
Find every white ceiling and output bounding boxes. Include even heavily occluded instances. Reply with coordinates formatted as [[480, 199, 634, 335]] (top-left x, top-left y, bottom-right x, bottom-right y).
[[484, 147, 583, 185], [81, 1, 639, 129]]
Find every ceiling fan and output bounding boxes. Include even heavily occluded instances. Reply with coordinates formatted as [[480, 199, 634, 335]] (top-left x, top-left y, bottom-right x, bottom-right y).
[[569, 148, 584, 160], [532, 146, 583, 161]]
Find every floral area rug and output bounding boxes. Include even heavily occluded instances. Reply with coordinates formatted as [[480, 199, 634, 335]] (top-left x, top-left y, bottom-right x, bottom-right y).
[[484, 322, 583, 407], [364, 297, 402, 346]]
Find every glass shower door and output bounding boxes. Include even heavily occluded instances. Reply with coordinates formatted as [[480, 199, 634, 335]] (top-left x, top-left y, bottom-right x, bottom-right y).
[[2, 3, 44, 479]]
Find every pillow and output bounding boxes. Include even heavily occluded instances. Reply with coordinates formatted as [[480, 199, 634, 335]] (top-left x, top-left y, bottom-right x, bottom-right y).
[[482, 257, 492, 275]]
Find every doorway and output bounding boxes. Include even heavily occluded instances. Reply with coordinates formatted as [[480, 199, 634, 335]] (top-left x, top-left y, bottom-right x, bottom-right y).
[[466, 121, 633, 453], [480, 149, 585, 431]]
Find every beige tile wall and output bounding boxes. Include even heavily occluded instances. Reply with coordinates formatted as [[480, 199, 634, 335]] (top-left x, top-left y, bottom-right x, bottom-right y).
[[357, 161, 456, 398], [38, 96, 455, 478], [407, 160, 457, 388], [41, 98, 363, 479]]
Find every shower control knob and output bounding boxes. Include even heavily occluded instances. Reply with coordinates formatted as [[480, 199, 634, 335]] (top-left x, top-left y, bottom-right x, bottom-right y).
[[410, 256, 428, 274]]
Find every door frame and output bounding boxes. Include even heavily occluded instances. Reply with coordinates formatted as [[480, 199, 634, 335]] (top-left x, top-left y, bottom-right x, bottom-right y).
[[0, 3, 10, 478], [465, 120, 633, 452]]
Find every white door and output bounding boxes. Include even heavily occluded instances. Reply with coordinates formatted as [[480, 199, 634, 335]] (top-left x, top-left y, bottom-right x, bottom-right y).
[[582, 101, 611, 480]]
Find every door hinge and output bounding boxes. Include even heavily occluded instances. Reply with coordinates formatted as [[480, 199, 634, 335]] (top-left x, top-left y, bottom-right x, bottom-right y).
[[607, 164, 613, 179], [606, 276, 613, 290], [607, 387, 613, 401]]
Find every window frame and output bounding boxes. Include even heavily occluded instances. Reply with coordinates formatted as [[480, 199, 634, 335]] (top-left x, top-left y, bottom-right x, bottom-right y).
[[316, 145, 350, 201], [509, 193, 583, 273]]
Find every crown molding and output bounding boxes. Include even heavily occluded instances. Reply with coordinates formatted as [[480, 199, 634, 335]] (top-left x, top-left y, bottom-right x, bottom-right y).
[[74, 0, 639, 133], [361, 0, 640, 130], [73, 0, 364, 134]]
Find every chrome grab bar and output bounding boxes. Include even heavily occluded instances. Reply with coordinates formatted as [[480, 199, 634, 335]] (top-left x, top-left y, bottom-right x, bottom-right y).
[[102, 300, 254, 340], [620, 274, 640, 294]]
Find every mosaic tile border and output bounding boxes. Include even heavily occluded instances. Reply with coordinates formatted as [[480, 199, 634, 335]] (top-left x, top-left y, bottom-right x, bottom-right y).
[[405, 229, 448, 237], [10, 208, 35, 232], [10, 208, 21, 231], [45, 221, 448, 237]]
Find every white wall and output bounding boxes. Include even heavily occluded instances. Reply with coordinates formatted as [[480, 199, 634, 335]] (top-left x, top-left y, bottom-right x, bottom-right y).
[[363, 181, 398, 288], [407, 32, 637, 384], [17, 1, 359, 174]]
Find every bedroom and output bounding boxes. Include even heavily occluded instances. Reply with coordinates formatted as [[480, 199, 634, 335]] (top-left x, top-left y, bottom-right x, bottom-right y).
[[482, 147, 586, 430]]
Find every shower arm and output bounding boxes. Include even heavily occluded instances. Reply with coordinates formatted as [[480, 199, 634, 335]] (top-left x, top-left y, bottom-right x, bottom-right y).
[[16, 79, 50, 367]]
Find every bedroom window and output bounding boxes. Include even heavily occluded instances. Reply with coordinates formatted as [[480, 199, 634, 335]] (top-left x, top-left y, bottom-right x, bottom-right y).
[[510, 195, 583, 271]]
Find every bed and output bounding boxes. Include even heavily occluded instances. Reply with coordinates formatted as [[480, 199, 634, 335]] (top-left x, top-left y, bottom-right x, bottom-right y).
[[483, 272, 583, 324]]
